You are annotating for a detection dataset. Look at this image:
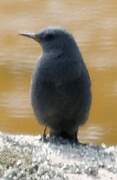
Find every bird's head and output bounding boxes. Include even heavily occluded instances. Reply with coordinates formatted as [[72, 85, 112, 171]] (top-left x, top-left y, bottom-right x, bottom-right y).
[[20, 27, 77, 53]]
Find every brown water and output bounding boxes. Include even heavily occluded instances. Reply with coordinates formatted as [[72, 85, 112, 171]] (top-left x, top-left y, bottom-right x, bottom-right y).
[[0, 0, 117, 145]]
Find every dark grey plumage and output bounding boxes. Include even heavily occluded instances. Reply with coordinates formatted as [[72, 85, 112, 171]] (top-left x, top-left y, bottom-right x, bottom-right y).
[[20, 27, 91, 142]]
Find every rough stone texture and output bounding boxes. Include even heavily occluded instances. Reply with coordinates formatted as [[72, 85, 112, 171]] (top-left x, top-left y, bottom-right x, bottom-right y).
[[0, 132, 116, 180]]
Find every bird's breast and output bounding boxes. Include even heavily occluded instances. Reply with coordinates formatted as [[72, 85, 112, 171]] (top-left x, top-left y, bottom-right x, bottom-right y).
[[34, 54, 81, 83]]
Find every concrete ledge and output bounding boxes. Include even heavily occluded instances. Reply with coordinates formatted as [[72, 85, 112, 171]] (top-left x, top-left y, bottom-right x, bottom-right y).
[[0, 132, 116, 180]]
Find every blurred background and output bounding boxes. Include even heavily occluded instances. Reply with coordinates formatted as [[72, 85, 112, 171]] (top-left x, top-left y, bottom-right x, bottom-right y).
[[0, 0, 117, 145]]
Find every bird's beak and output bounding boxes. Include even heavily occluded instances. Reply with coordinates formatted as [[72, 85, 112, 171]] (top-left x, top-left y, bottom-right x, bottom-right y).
[[19, 32, 37, 40]]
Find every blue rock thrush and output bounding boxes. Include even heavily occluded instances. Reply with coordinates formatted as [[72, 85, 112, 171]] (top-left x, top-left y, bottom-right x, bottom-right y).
[[20, 27, 91, 142]]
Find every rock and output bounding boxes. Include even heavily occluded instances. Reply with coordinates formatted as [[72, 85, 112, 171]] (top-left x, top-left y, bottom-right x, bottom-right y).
[[0, 133, 116, 180]]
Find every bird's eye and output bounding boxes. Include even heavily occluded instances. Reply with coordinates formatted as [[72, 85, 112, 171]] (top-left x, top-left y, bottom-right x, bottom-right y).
[[45, 33, 54, 41]]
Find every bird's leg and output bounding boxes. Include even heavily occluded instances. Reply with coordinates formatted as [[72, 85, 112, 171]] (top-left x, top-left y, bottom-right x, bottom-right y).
[[73, 130, 79, 143], [43, 126, 47, 140]]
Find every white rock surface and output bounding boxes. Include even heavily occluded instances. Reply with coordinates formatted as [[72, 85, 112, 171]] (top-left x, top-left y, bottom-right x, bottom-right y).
[[0, 133, 116, 180]]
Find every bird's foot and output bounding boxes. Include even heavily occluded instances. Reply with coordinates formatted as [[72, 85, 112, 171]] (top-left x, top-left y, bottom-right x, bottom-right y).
[[49, 130, 80, 144]]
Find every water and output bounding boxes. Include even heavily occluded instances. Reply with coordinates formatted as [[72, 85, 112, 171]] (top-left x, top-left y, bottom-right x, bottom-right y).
[[0, 0, 117, 145]]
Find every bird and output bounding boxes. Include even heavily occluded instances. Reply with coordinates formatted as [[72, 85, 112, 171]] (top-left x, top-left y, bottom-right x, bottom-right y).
[[20, 27, 91, 143]]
